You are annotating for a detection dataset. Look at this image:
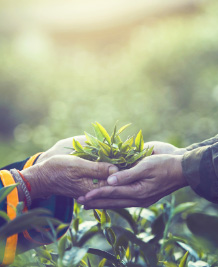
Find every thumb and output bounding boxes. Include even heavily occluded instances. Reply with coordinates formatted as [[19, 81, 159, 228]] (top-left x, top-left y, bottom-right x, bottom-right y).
[[107, 163, 148, 186], [78, 159, 119, 179]]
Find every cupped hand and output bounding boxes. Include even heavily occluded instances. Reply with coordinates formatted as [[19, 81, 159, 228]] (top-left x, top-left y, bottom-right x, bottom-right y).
[[36, 135, 86, 164], [22, 155, 118, 200], [144, 141, 186, 155], [77, 154, 188, 209]]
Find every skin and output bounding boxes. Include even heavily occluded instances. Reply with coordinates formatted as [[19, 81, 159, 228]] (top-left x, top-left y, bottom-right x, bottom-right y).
[[19, 136, 118, 201], [77, 142, 189, 209]]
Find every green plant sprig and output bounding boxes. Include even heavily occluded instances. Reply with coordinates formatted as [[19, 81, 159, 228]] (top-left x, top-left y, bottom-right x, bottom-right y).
[[69, 122, 153, 170]]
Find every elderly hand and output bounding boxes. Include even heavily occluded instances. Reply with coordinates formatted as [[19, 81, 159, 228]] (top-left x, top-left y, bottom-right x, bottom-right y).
[[21, 155, 118, 200], [36, 135, 86, 164], [77, 154, 188, 209]]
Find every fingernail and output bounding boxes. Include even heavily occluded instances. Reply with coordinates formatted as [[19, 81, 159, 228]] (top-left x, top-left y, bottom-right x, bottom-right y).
[[109, 166, 119, 175], [107, 176, 118, 185], [77, 196, 85, 204]]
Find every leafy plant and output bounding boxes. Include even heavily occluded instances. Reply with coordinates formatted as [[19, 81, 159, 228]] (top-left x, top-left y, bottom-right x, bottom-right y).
[[68, 122, 153, 172]]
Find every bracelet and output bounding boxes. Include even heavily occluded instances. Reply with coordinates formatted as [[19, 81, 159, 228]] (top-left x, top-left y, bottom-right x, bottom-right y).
[[10, 169, 32, 208]]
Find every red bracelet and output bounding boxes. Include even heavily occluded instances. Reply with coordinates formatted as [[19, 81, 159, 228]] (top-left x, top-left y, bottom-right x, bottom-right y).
[[17, 170, 31, 193]]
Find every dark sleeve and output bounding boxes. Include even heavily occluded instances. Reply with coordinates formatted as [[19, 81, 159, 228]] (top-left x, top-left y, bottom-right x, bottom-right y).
[[0, 156, 40, 171], [182, 142, 218, 203], [186, 134, 218, 151]]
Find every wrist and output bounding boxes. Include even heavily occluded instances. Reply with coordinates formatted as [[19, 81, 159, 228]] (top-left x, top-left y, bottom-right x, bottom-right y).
[[21, 163, 51, 200], [173, 148, 187, 155], [171, 155, 189, 188]]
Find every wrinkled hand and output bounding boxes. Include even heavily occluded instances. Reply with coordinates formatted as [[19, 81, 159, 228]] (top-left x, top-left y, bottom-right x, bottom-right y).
[[144, 141, 186, 155], [22, 155, 118, 200], [36, 135, 86, 164], [77, 154, 188, 209]]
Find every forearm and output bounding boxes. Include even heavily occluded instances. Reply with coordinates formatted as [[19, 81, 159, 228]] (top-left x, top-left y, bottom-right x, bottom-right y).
[[182, 142, 218, 203]]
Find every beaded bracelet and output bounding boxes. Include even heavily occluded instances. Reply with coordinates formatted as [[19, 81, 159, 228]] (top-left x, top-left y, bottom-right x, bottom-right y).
[[10, 169, 32, 208]]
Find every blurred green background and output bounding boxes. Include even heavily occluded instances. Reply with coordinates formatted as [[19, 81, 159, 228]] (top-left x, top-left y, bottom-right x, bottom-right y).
[[1, 0, 218, 204]]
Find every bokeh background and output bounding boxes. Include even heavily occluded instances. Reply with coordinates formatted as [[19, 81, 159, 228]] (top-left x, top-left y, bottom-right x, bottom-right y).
[[1, 0, 218, 207]]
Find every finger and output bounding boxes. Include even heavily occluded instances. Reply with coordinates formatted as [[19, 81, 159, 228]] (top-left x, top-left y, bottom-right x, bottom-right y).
[[75, 158, 119, 179], [80, 198, 140, 209], [107, 161, 150, 186], [81, 183, 142, 200]]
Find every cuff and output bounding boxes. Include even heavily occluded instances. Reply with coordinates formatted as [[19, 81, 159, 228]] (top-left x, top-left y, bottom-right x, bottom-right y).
[[186, 134, 218, 151], [182, 145, 218, 203]]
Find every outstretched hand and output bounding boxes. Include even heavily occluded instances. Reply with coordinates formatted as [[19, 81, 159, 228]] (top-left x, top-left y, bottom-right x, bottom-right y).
[[36, 135, 86, 164], [22, 154, 118, 200], [77, 154, 188, 209]]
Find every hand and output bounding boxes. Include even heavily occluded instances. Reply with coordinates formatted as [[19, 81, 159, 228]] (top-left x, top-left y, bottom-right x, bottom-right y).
[[21, 155, 118, 200], [144, 141, 186, 155], [77, 154, 188, 209], [36, 135, 86, 164]]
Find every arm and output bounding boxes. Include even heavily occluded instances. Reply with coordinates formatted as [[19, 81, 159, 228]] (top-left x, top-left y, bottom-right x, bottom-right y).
[[0, 136, 118, 265]]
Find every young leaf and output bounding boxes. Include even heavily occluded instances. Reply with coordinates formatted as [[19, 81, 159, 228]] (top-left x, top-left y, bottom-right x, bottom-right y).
[[173, 202, 196, 216], [71, 152, 97, 161], [179, 251, 189, 267], [117, 123, 132, 135], [93, 209, 102, 223], [126, 245, 131, 261], [101, 210, 111, 226], [111, 124, 117, 144], [135, 130, 144, 152], [104, 227, 116, 246], [146, 146, 154, 156], [95, 122, 111, 144], [98, 141, 111, 156], [58, 234, 68, 259], [84, 132, 99, 147], [72, 138, 84, 152], [92, 123, 105, 142], [98, 258, 107, 267], [120, 136, 134, 152], [0, 184, 18, 204]]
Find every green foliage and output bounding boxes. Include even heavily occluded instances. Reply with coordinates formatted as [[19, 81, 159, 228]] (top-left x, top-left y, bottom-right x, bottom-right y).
[[70, 122, 153, 171], [0, 185, 218, 266]]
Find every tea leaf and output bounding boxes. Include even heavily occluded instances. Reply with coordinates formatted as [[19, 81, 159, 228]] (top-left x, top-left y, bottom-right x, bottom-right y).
[[135, 130, 144, 152], [73, 218, 80, 232], [117, 123, 132, 135], [179, 251, 189, 267], [62, 247, 88, 266], [87, 248, 119, 265], [127, 150, 147, 165], [92, 123, 105, 142], [111, 124, 117, 144], [101, 210, 111, 226], [98, 258, 107, 267], [173, 202, 196, 216], [104, 227, 116, 246], [84, 132, 99, 147], [93, 209, 102, 223], [72, 138, 84, 152], [71, 152, 97, 161], [0, 184, 18, 204], [121, 136, 134, 152], [146, 146, 154, 156], [95, 122, 111, 144], [98, 141, 111, 156], [58, 234, 68, 259]]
